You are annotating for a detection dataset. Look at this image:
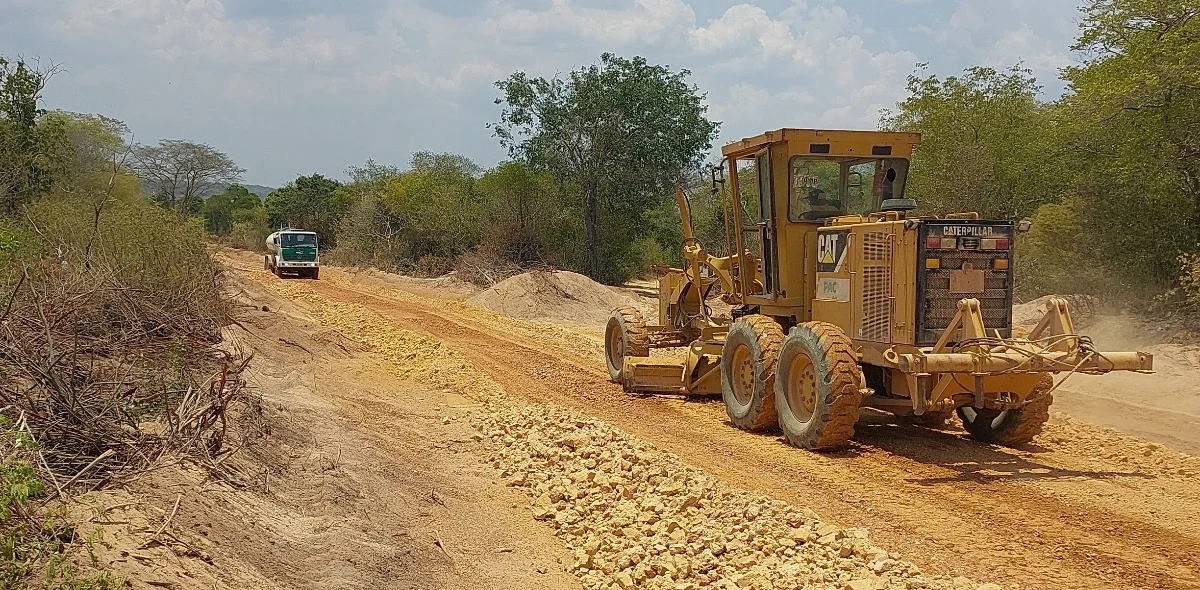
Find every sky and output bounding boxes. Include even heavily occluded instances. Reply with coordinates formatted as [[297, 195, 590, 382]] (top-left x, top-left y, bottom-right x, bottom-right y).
[[1, 0, 1085, 187]]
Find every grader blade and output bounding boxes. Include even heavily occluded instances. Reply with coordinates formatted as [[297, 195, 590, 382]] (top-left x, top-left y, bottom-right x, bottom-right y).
[[620, 357, 687, 394]]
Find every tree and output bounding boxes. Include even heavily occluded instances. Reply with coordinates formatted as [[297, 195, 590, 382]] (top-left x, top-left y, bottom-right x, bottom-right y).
[[201, 184, 261, 235], [374, 153, 483, 259], [493, 53, 720, 282], [0, 57, 70, 213], [264, 174, 349, 243], [476, 162, 558, 262], [1057, 0, 1200, 282], [132, 139, 244, 218], [880, 64, 1064, 219]]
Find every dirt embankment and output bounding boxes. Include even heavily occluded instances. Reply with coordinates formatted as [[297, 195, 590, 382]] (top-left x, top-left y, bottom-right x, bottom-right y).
[[466, 270, 652, 326]]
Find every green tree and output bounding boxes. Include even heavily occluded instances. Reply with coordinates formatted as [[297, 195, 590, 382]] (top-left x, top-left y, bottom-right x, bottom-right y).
[[132, 139, 245, 218], [202, 191, 233, 234], [493, 53, 720, 282], [264, 174, 349, 244], [475, 161, 557, 262], [375, 153, 482, 260], [880, 64, 1064, 219], [1057, 0, 1200, 282], [0, 57, 70, 213]]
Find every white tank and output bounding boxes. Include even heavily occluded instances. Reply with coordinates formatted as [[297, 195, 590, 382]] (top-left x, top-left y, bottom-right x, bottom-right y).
[[265, 231, 280, 253]]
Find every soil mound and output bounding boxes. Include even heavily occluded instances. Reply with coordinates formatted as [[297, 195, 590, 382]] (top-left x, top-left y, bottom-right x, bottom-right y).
[[466, 270, 644, 325]]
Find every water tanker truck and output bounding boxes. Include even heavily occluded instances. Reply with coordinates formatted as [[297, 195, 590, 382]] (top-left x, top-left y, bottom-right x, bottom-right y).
[[265, 229, 320, 279]]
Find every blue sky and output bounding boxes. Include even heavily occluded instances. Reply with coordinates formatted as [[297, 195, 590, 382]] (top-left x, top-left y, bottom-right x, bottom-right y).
[[1, 0, 1084, 187]]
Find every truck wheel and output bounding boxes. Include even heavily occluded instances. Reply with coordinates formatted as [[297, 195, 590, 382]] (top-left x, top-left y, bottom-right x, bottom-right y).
[[721, 315, 783, 432], [312, 268, 319, 280], [604, 307, 649, 382], [264, 255, 270, 271], [774, 322, 864, 450], [957, 374, 1054, 446]]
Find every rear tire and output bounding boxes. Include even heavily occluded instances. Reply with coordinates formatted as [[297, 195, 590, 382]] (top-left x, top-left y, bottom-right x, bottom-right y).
[[957, 374, 1054, 446], [720, 315, 783, 432], [264, 255, 270, 271], [604, 307, 649, 383], [774, 322, 864, 449]]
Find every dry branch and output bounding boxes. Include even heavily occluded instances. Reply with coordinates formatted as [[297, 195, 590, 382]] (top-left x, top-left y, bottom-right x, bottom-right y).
[[0, 258, 260, 492]]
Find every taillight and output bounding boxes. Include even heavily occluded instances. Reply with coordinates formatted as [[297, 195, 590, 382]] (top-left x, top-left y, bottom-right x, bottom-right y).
[[925, 236, 957, 250], [980, 238, 1010, 250]]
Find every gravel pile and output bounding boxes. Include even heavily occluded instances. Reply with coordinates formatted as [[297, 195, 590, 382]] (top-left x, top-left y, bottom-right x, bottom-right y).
[[475, 405, 998, 590]]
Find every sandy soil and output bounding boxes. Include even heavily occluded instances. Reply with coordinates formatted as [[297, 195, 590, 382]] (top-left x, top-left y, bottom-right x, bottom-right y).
[[90, 251, 1200, 589], [235, 254, 1198, 590], [83, 265, 581, 590]]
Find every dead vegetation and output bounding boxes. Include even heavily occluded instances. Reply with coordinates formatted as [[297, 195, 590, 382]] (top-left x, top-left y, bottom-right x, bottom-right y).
[[1, 265, 255, 491], [0, 194, 262, 586]]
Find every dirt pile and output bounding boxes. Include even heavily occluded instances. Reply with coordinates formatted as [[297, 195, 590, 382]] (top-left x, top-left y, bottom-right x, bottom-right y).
[[466, 270, 645, 325], [476, 405, 990, 590]]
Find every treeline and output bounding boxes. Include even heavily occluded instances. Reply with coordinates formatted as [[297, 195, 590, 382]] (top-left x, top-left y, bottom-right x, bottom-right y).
[[882, 0, 1200, 302], [206, 52, 721, 286]]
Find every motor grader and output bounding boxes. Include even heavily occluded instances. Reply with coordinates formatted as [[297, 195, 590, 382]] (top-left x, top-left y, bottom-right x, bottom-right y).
[[604, 128, 1153, 449]]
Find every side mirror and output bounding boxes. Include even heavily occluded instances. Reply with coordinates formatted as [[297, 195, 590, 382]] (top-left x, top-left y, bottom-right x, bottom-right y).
[[711, 165, 725, 194], [847, 171, 865, 199], [1017, 218, 1033, 233]]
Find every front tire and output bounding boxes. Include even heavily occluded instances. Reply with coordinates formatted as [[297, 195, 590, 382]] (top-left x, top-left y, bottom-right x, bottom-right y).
[[957, 374, 1054, 446], [774, 322, 864, 450], [604, 307, 649, 383], [720, 315, 783, 432], [311, 267, 319, 280]]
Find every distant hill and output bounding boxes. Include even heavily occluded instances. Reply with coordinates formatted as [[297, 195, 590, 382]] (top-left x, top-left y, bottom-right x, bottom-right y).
[[141, 181, 275, 200], [199, 183, 275, 199]]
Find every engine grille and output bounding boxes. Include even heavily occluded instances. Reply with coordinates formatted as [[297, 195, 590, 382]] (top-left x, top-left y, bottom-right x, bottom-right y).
[[861, 232, 892, 342], [917, 222, 1014, 345]]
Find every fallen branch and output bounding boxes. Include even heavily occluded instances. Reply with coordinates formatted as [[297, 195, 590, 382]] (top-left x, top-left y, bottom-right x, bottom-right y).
[[140, 493, 182, 549]]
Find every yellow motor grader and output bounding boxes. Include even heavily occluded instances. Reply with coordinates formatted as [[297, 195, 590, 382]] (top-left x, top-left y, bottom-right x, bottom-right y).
[[604, 128, 1153, 449]]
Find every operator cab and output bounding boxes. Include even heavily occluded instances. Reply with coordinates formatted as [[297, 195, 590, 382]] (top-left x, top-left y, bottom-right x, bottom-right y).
[[787, 156, 911, 221], [719, 128, 921, 307]]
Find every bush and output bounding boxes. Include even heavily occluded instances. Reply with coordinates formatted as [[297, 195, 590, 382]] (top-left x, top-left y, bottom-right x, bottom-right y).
[[1180, 253, 1200, 309], [1017, 195, 1133, 302], [2, 190, 256, 543], [19, 193, 227, 326], [455, 249, 522, 286], [413, 254, 454, 277]]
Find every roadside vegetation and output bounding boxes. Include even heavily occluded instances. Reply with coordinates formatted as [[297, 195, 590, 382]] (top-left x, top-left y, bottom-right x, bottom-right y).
[[1, 59, 258, 587], [0, 0, 1195, 581]]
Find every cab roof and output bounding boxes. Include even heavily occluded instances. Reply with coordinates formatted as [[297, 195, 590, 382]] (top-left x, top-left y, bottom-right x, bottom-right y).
[[721, 128, 921, 160]]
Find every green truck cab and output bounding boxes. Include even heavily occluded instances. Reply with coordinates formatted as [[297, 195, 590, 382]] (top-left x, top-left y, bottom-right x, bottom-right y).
[[265, 229, 320, 279]]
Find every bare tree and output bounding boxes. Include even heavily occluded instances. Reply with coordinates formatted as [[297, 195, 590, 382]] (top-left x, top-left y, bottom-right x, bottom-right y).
[[132, 140, 245, 217]]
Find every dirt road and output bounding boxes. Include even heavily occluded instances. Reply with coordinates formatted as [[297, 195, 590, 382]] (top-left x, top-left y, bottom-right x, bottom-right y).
[[225, 252, 1200, 590]]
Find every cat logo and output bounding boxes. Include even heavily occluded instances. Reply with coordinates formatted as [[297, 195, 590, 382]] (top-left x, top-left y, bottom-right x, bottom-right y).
[[816, 230, 849, 273]]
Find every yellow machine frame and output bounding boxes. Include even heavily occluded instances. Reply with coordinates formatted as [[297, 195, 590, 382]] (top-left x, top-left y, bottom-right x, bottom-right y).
[[610, 128, 1153, 448]]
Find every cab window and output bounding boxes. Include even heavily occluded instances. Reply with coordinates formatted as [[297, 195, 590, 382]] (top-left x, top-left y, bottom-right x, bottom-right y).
[[788, 158, 842, 221], [788, 157, 910, 220], [282, 233, 317, 247]]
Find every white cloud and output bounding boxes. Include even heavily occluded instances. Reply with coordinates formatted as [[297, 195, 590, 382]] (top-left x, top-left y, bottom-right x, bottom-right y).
[[937, 0, 1079, 89], [5, 0, 1085, 184], [481, 0, 696, 44], [53, 0, 363, 68]]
